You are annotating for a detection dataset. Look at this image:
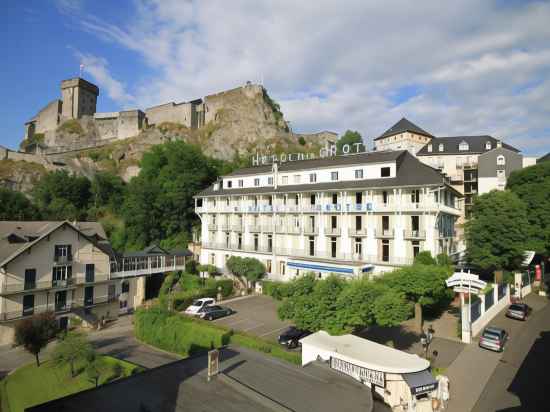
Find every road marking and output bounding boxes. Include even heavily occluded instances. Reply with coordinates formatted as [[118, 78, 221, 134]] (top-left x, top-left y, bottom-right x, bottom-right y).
[[220, 319, 249, 327], [259, 326, 288, 338], [243, 321, 265, 332]]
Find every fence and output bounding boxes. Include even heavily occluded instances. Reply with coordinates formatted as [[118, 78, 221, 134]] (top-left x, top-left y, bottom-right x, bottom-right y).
[[498, 283, 507, 300], [471, 301, 482, 323], [484, 288, 494, 310]]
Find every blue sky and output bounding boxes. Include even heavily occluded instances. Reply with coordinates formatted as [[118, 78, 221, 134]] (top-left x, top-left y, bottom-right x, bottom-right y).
[[1, 0, 549, 156]]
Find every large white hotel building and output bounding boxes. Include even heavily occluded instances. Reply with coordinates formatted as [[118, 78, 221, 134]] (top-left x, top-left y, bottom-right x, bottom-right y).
[[194, 150, 461, 280]]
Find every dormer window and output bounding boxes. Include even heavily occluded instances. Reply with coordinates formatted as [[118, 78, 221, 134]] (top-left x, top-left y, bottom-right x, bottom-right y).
[[226, 180, 232, 188], [485, 141, 492, 150], [497, 155, 506, 166], [268, 177, 273, 185], [214, 183, 220, 191], [438, 144, 444, 152], [427, 144, 433, 153], [459, 141, 469, 151], [254, 178, 260, 187]]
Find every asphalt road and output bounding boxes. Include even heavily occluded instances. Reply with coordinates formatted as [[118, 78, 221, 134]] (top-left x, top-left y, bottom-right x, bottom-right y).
[[471, 297, 550, 412], [213, 295, 292, 341], [0, 314, 180, 376]]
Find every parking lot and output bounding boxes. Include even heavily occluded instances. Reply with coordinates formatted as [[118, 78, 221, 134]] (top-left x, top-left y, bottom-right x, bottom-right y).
[[213, 295, 292, 342]]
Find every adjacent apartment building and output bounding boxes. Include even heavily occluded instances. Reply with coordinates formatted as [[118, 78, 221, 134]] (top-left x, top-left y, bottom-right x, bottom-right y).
[[194, 150, 461, 281], [0, 221, 189, 344]]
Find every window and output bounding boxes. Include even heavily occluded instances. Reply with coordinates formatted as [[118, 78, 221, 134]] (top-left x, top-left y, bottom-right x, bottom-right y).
[[459, 141, 469, 151], [282, 176, 288, 185], [295, 195, 299, 205], [427, 144, 433, 153], [254, 234, 259, 251], [52, 266, 72, 287], [381, 167, 391, 177], [355, 169, 363, 179], [24, 269, 36, 290], [121, 281, 130, 294], [411, 216, 420, 233], [268, 177, 273, 185], [355, 192, 362, 204], [227, 180, 232, 188], [411, 189, 420, 203], [85, 264, 95, 283], [280, 261, 286, 276], [354, 238, 362, 256], [382, 216, 390, 232], [434, 191, 439, 203], [412, 241, 420, 258], [238, 179, 243, 187], [497, 169, 506, 179], [382, 191, 388, 204], [330, 237, 337, 258], [497, 155, 506, 166], [226, 197, 230, 206], [293, 175, 301, 184], [238, 233, 242, 249], [267, 234, 273, 252], [225, 232, 230, 248], [308, 236, 315, 256], [485, 141, 492, 150], [382, 240, 390, 262], [310, 194, 316, 205], [23, 294, 35, 316], [332, 193, 338, 204], [54, 245, 72, 262], [309, 173, 317, 183], [84, 286, 94, 306], [254, 178, 260, 186], [268, 195, 273, 206], [355, 215, 362, 230], [438, 143, 444, 152], [331, 171, 338, 181], [210, 253, 215, 265], [266, 260, 272, 273], [331, 215, 338, 229]]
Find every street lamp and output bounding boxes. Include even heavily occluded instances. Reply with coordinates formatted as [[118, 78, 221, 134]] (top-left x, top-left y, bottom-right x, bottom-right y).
[[421, 324, 435, 359]]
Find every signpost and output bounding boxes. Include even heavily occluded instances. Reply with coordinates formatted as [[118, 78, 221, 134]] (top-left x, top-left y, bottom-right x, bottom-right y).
[[207, 349, 219, 381]]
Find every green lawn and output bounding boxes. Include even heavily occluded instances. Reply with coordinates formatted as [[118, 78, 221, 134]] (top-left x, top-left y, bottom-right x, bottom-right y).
[[0, 356, 142, 412]]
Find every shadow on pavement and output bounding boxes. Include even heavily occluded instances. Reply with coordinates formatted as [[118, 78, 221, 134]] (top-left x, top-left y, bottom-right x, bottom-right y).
[[356, 325, 419, 351], [498, 330, 550, 412]]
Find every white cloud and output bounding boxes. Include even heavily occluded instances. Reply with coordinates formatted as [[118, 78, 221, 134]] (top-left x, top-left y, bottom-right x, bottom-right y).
[[63, 0, 550, 155]]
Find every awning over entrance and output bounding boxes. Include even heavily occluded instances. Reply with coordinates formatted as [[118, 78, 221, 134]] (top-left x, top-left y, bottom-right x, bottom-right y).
[[287, 261, 354, 275], [402, 370, 438, 396]]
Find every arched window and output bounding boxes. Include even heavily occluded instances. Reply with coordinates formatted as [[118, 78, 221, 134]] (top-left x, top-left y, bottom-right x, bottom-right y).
[[459, 141, 469, 151], [485, 141, 492, 150], [438, 143, 444, 152], [497, 155, 506, 166]]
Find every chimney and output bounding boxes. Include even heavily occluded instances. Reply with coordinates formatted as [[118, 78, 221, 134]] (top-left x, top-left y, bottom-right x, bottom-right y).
[[497, 139, 502, 148]]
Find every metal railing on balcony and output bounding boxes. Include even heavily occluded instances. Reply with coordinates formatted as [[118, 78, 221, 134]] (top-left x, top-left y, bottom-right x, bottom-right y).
[[404, 230, 426, 239], [324, 227, 341, 236], [348, 227, 368, 236], [207, 224, 217, 231], [231, 225, 243, 232], [375, 229, 394, 238], [51, 278, 76, 288], [54, 255, 73, 264], [248, 225, 261, 233], [261, 225, 275, 233], [303, 226, 318, 235]]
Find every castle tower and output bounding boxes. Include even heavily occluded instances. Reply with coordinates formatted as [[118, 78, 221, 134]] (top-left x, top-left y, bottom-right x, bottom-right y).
[[60, 78, 99, 120]]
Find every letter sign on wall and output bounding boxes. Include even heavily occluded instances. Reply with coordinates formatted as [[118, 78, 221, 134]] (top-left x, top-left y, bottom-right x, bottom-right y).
[[330, 356, 385, 387]]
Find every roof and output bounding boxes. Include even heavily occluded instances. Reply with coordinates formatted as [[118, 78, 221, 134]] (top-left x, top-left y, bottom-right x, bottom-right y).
[[0, 221, 112, 267], [417, 135, 519, 156], [300, 331, 430, 374], [538, 152, 550, 163], [27, 346, 373, 412], [196, 151, 461, 197], [375, 117, 433, 141], [225, 150, 404, 177]]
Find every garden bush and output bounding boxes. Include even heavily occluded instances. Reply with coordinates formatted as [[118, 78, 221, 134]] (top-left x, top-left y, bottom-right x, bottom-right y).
[[262, 280, 291, 300]]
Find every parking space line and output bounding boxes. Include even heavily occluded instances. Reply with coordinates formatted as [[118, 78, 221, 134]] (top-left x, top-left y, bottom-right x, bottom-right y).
[[220, 319, 249, 327], [242, 322, 265, 332], [259, 326, 288, 338]]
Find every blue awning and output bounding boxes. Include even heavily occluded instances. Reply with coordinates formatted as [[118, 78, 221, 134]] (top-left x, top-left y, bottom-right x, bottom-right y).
[[287, 261, 354, 275]]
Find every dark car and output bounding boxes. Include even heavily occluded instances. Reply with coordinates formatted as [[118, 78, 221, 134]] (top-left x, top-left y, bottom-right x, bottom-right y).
[[479, 326, 508, 352], [278, 326, 311, 349], [198, 305, 233, 320], [506, 303, 530, 321]]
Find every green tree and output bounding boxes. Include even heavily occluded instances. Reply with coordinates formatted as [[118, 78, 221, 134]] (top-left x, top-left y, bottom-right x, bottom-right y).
[[122, 141, 219, 250], [52, 331, 93, 377], [436, 253, 453, 267], [332, 279, 379, 333], [507, 161, 550, 255], [14, 312, 58, 367], [466, 190, 530, 273], [0, 187, 40, 220], [336, 130, 364, 154], [414, 251, 437, 265], [226, 256, 266, 288], [85, 354, 108, 387], [90, 171, 125, 212], [32, 170, 91, 220], [372, 289, 413, 327]]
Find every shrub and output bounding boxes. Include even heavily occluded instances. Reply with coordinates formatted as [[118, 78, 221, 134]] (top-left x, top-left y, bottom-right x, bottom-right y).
[[262, 280, 291, 300], [414, 251, 437, 265], [298, 136, 306, 146], [58, 119, 84, 135], [231, 332, 301, 365], [216, 279, 234, 297]]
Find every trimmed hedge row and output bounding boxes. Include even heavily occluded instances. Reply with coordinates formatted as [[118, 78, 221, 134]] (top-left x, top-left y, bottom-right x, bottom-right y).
[[134, 307, 301, 365], [134, 307, 230, 356], [262, 280, 292, 300]]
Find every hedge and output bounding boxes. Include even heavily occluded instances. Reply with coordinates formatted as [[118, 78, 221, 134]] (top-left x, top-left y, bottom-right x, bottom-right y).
[[134, 307, 230, 356], [262, 280, 291, 300], [134, 307, 300, 365]]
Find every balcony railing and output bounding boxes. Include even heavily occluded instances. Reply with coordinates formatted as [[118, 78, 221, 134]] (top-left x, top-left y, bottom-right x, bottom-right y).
[[324, 227, 341, 236], [54, 255, 72, 264], [248, 225, 261, 233], [110, 254, 187, 279], [403, 230, 426, 239], [0, 274, 114, 296], [51, 278, 76, 288], [261, 225, 275, 233], [208, 224, 217, 231], [231, 225, 243, 232], [375, 229, 394, 238], [303, 226, 318, 235], [348, 227, 368, 236]]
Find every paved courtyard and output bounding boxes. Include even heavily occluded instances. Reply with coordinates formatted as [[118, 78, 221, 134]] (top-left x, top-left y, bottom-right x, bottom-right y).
[[214, 295, 292, 342]]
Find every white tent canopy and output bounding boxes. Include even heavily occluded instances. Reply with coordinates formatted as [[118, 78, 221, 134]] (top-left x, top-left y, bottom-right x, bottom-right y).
[[300, 331, 429, 374]]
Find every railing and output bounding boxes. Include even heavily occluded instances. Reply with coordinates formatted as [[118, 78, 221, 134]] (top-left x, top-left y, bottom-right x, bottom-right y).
[[0, 274, 112, 295], [110, 255, 187, 279], [303, 226, 318, 235], [208, 224, 217, 231], [54, 255, 73, 264], [274, 247, 413, 265], [348, 227, 368, 236], [231, 225, 243, 232], [248, 225, 261, 233], [324, 227, 341, 236], [261, 225, 275, 233], [403, 230, 426, 239], [375, 229, 394, 238], [0, 302, 76, 322], [51, 278, 76, 288]]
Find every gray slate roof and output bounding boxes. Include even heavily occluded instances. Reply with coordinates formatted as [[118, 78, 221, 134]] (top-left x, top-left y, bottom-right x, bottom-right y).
[[538, 153, 550, 163], [197, 151, 461, 197], [375, 117, 433, 141], [416, 135, 519, 156], [0, 221, 111, 267], [225, 150, 404, 177]]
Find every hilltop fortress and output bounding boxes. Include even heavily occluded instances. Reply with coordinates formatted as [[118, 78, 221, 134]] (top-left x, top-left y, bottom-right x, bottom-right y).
[[22, 77, 324, 153]]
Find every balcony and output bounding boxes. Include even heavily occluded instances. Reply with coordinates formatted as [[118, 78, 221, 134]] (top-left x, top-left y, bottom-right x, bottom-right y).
[[54, 255, 72, 264], [375, 229, 394, 238], [207, 224, 217, 231], [261, 225, 275, 233], [404, 230, 426, 239], [303, 226, 318, 235], [248, 225, 261, 233], [231, 225, 243, 232], [348, 227, 368, 236], [218, 224, 230, 231], [324, 227, 341, 236], [51, 278, 76, 288]]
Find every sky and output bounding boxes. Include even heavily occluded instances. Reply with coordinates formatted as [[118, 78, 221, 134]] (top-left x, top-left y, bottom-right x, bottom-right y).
[[1, 0, 549, 156]]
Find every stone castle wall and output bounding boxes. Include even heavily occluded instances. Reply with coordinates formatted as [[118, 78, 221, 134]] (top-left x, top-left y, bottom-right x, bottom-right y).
[[145, 102, 193, 127]]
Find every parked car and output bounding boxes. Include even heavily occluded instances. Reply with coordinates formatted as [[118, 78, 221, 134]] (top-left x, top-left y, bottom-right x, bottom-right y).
[[278, 326, 311, 349], [184, 298, 216, 316], [198, 305, 233, 320], [506, 303, 531, 321], [479, 326, 508, 352]]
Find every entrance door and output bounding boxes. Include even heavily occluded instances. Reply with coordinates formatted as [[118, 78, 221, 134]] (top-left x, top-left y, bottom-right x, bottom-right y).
[[23, 294, 35, 316], [59, 316, 68, 331], [84, 286, 94, 306], [55, 290, 67, 312], [24, 269, 36, 290]]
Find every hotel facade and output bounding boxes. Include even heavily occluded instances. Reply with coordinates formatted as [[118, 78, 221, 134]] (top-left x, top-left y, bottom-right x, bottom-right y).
[[195, 150, 461, 281]]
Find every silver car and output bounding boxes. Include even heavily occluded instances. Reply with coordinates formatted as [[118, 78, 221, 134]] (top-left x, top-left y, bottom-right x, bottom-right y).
[[506, 303, 530, 321], [479, 327, 508, 352]]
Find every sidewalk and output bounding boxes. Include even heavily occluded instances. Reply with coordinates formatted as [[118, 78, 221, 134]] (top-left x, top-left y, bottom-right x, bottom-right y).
[[445, 293, 548, 412]]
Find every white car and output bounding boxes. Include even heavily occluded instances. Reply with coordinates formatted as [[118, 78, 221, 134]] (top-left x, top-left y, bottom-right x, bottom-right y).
[[184, 298, 216, 316]]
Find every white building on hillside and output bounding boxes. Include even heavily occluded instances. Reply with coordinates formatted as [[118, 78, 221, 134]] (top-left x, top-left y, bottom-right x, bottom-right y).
[[194, 150, 461, 281]]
